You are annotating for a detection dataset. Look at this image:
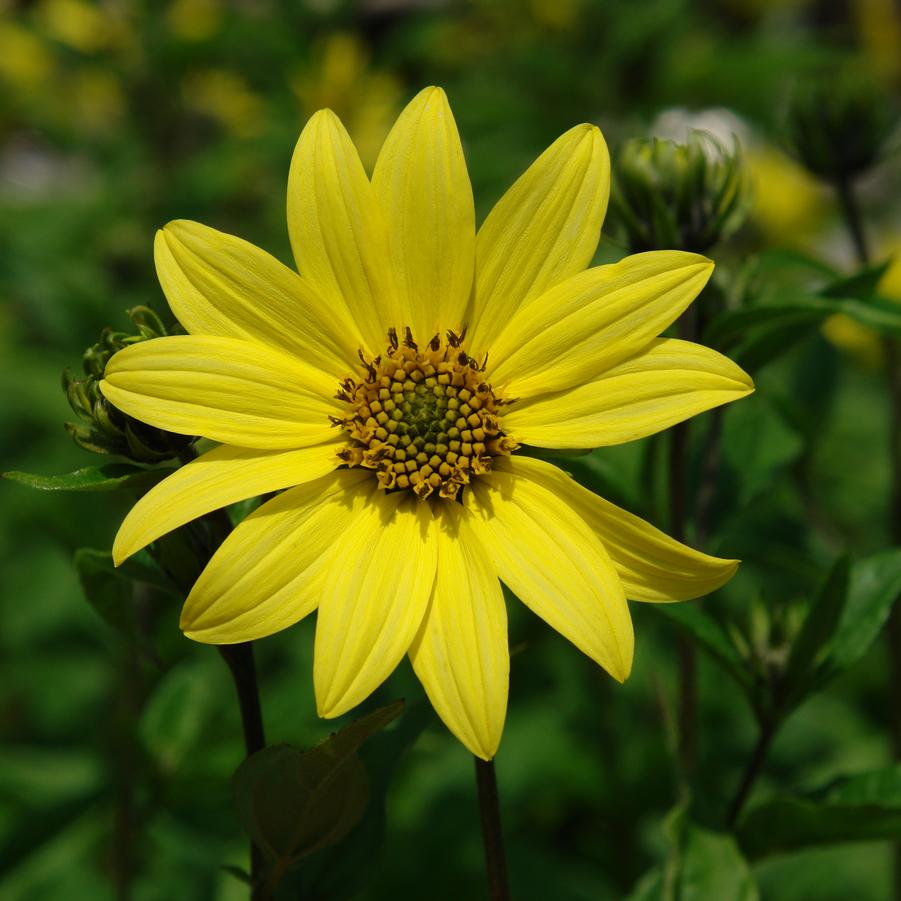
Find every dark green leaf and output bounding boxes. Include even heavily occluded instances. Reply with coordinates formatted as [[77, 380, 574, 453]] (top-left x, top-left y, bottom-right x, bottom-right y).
[[782, 558, 850, 708], [3, 463, 173, 492], [738, 765, 901, 859], [139, 660, 214, 771], [820, 260, 891, 299], [233, 701, 405, 893], [815, 549, 901, 683]]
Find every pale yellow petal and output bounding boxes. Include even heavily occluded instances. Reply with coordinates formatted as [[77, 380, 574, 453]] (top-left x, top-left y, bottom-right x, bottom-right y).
[[287, 109, 399, 351], [100, 335, 339, 450], [315, 492, 438, 718], [500, 456, 739, 602], [409, 503, 508, 760], [371, 86, 475, 342], [464, 457, 633, 681], [155, 220, 363, 379], [467, 124, 610, 356], [112, 439, 344, 565], [503, 338, 754, 449], [181, 470, 371, 644], [490, 251, 714, 396]]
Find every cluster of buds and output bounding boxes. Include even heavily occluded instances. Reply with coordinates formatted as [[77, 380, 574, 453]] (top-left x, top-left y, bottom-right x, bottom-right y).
[[610, 133, 750, 254], [786, 71, 897, 183], [63, 306, 196, 463]]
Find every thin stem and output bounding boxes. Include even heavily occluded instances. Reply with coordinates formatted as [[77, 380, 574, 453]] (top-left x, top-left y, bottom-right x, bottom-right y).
[[474, 757, 511, 901], [834, 175, 901, 898], [670, 307, 698, 776], [726, 718, 776, 829], [219, 643, 266, 898]]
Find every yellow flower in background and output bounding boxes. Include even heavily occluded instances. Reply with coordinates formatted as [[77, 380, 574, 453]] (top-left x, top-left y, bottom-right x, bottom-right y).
[[35, 0, 121, 54], [746, 146, 825, 244], [291, 33, 401, 168], [166, 0, 222, 42], [100, 88, 753, 759], [183, 69, 265, 139], [0, 22, 54, 90]]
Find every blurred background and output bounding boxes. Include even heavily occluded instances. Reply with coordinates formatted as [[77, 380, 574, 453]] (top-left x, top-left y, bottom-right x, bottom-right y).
[[2, 0, 901, 899]]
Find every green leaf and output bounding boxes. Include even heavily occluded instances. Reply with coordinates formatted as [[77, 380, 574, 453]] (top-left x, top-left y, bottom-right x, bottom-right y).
[[139, 659, 214, 771], [73, 549, 174, 656], [781, 557, 850, 708], [2, 463, 173, 492], [814, 549, 901, 684], [294, 698, 434, 901], [820, 260, 891, 300], [628, 805, 759, 901], [737, 765, 901, 859], [654, 604, 754, 697], [233, 701, 404, 894]]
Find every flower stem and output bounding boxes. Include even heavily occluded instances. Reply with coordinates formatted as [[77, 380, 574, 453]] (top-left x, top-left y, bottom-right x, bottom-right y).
[[670, 307, 698, 777], [726, 717, 776, 829], [834, 174, 901, 896], [474, 757, 511, 901], [219, 642, 266, 897]]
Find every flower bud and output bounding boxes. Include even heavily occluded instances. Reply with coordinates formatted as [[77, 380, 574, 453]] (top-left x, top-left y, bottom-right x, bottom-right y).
[[63, 306, 197, 463], [610, 133, 750, 254], [785, 71, 897, 182]]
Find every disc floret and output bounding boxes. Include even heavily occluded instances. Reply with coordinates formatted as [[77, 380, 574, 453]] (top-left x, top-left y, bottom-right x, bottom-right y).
[[335, 329, 518, 499]]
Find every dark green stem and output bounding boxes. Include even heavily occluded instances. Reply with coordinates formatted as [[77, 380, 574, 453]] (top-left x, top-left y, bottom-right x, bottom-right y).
[[219, 643, 266, 899], [474, 757, 511, 901], [834, 175, 901, 898], [726, 717, 776, 829], [670, 308, 698, 777]]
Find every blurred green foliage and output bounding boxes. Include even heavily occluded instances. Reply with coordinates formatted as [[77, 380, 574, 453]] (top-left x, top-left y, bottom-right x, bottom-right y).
[[2, 0, 901, 899]]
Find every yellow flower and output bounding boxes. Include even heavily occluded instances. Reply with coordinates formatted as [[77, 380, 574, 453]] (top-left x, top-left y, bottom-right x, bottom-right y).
[[100, 88, 753, 759]]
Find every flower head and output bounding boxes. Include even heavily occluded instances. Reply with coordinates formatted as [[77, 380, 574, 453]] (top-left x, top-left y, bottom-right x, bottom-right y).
[[100, 87, 753, 759]]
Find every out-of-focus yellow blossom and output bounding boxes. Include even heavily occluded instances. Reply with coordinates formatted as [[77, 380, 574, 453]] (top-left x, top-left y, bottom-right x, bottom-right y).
[[0, 22, 54, 90], [746, 147, 825, 244], [66, 68, 125, 133], [854, 0, 901, 84], [35, 0, 122, 54], [183, 69, 265, 139], [528, 0, 581, 30], [291, 33, 401, 169], [823, 238, 901, 367], [166, 0, 222, 42]]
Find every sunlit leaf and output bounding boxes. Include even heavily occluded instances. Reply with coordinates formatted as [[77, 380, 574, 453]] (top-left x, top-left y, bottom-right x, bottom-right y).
[[3, 464, 173, 492]]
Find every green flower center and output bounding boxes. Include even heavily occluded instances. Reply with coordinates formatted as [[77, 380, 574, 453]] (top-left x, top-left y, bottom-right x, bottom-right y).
[[334, 328, 518, 500]]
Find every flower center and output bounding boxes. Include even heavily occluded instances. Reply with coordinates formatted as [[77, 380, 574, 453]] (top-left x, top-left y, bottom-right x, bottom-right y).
[[334, 328, 518, 499]]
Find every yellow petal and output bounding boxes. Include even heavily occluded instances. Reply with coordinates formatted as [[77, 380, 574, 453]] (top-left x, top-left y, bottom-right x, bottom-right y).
[[408, 503, 508, 760], [112, 439, 344, 565], [155, 220, 363, 380], [100, 335, 339, 450], [315, 492, 438, 718], [503, 338, 754, 448], [490, 251, 714, 396], [371, 86, 475, 342], [464, 457, 633, 681], [287, 109, 400, 352], [467, 124, 610, 356], [500, 456, 739, 602], [181, 470, 371, 644]]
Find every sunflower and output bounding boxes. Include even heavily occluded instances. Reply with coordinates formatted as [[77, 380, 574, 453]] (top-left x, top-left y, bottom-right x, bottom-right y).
[[101, 87, 753, 760]]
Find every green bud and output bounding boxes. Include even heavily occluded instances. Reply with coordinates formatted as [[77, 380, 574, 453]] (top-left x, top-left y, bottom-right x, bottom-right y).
[[63, 306, 196, 464], [786, 70, 897, 182], [610, 133, 750, 254]]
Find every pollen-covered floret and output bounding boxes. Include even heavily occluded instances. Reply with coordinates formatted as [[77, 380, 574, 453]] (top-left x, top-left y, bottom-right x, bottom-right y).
[[334, 328, 518, 499]]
